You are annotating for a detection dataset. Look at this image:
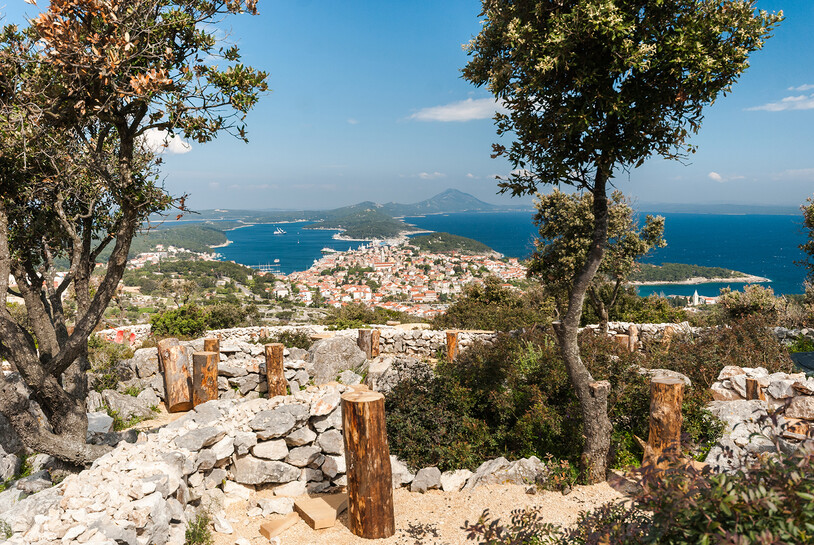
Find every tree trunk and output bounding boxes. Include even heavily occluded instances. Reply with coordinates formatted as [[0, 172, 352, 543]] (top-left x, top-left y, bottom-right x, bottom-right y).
[[357, 329, 380, 359], [158, 339, 193, 412], [341, 390, 395, 539], [746, 378, 765, 401], [445, 330, 459, 363], [265, 343, 287, 398], [552, 172, 614, 484], [647, 377, 684, 464], [192, 351, 219, 406]]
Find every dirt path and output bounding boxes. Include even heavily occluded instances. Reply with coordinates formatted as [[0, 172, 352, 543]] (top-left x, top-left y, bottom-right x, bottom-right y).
[[215, 481, 625, 545]]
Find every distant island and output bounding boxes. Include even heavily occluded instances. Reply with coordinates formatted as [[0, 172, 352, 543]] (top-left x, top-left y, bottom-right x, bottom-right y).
[[407, 232, 498, 255], [630, 262, 770, 285]]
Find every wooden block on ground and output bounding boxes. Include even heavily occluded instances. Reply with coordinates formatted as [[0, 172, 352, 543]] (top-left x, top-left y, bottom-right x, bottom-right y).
[[294, 497, 338, 530], [322, 493, 348, 515], [260, 512, 299, 539]]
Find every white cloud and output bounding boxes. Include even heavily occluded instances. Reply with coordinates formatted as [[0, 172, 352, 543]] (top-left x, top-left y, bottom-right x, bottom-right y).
[[773, 168, 814, 180], [747, 94, 814, 112], [418, 172, 446, 180], [141, 128, 192, 154], [788, 84, 814, 92], [208, 182, 220, 189], [707, 172, 723, 182], [410, 98, 507, 122], [465, 173, 476, 179], [707, 172, 744, 183], [347, 118, 359, 125]]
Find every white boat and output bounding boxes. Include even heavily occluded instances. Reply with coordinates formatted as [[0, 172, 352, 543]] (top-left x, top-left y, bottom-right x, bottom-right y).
[[274, 226, 286, 235]]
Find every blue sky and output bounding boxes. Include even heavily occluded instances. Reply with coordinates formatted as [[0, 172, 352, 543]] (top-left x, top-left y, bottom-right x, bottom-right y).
[[3, 1, 813, 210]]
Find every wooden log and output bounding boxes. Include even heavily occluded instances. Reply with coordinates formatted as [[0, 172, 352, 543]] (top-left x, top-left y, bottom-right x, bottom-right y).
[[203, 337, 220, 359], [341, 390, 395, 539], [614, 334, 630, 351], [192, 351, 219, 406], [265, 343, 287, 398], [445, 330, 459, 363], [357, 329, 381, 359], [158, 339, 192, 413], [662, 326, 675, 350], [746, 378, 766, 401], [646, 377, 684, 464], [628, 325, 639, 353]]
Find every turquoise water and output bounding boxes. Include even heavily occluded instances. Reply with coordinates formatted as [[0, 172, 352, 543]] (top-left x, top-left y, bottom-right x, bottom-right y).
[[213, 211, 808, 296]]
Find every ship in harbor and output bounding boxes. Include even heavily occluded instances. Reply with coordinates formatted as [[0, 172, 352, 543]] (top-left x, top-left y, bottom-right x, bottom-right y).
[[274, 226, 286, 235]]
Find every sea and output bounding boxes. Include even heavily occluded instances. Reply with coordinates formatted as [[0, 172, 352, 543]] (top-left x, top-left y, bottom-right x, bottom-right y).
[[215, 211, 809, 297]]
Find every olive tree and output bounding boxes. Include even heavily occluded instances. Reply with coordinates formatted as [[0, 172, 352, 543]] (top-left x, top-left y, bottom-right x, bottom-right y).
[[0, 0, 267, 464], [463, 0, 780, 481], [528, 190, 665, 332]]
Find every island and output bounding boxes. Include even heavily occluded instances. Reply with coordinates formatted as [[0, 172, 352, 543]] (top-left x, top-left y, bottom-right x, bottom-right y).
[[407, 232, 498, 255], [629, 262, 770, 285]]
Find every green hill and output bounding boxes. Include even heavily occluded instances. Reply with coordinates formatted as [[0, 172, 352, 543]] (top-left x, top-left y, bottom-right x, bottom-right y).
[[631, 262, 747, 283], [408, 232, 495, 254], [303, 208, 411, 239]]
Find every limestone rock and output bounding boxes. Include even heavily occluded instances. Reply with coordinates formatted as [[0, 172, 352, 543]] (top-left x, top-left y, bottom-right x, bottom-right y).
[[250, 408, 296, 440], [286, 446, 322, 468], [310, 390, 341, 416], [308, 336, 367, 385], [102, 389, 153, 421], [174, 427, 227, 452], [411, 467, 441, 493], [252, 440, 289, 461], [711, 383, 742, 402], [337, 370, 362, 385], [258, 496, 295, 515], [390, 456, 414, 488], [311, 407, 343, 433], [273, 480, 307, 497], [87, 411, 114, 434], [718, 366, 746, 380], [316, 429, 344, 455], [786, 396, 814, 419], [285, 427, 316, 447], [234, 431, 258, 455], [440, 469, 472, 492], [232, 455, 299, 485]]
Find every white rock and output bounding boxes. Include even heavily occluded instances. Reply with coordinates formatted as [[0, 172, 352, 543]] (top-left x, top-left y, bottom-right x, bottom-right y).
[[273, 481, 307, 497], [711, 382, 742, 401], [257, 496, 294, 516], [209, 436, 235, 462], [718, 366, 745, 380], [252, 440, 288, 461], [440, 469, 472, 492], [212, 511, 233, 534]]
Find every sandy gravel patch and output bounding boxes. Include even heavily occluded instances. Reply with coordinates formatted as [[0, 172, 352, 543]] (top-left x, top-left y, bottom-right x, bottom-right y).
[[215, 482, 624, 545]]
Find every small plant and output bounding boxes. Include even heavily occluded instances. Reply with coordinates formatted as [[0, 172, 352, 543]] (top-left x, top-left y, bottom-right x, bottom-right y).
[[87, 336, 134, 393], [788, 334, 814, 353], [537, 455, 579, 493], [184, 512, 213, 545], [257, 329, 314, 350], [122, 385, 142, 397], [105, 406, 146, 432], [150, 304, 208, 339], [0, 518, 12, 540]]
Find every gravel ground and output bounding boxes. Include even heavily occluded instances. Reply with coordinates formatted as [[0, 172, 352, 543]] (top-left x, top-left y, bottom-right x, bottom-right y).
[[214, 481, 625, 545]]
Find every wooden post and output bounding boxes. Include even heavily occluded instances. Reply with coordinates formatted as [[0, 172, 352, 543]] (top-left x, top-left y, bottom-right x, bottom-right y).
[[646, 377, 684, 464], [265, 343, 287, 398], [614, 334, 630, 351], [746, 378, 766, 401], [628, 325, 639, 353], [662, 326, 675, 351], [341, 390, 395, 539], [192, 351, 219, 406], [445, 330, 459, 363], [158, 339, 193, 413], [203, 337, 220, 359], [357, 329, 380, 359]]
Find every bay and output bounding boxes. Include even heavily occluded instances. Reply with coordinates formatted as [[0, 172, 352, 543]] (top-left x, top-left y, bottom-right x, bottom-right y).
[[403, 211, 809, 296]]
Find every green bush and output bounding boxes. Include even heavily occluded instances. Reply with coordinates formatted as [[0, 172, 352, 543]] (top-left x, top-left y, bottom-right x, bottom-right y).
[[258, 330, 315, 350], [581, 288, 688, 325], [87, 336, 135, 393], [184, 512, 213, 545], [466, 439, 814, 545], [323, 303, 420, 330], [150, 304, 208, 338], [788, 334, 814, 353], [432, 276, 554, 331], [717, 284, 781, 322]]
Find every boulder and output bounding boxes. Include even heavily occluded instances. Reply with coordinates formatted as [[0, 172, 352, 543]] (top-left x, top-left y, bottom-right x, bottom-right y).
[[285, 427, 316, 447], [390, 456, 414, 488], [307, 336, 367, 385], [311, 390, 341, 416], [252, 440, 289, 461], [711, 382, 742, 402], [767, 379, 797, 400], [250, 408, 296, 440], [786, 396, 814, 420], [87, 411, 114, 434], [234, 432, 258, 456], [102, 389, 153, 421], [174, 427, 227, 452], [85, 390, 105, 413], [257, 496, 294, 515], [286, 446, 322, 468], [316, 429, 344, 455], [410, 467, 441, 493], [440, 469, 472, 492], [0, 453, 21, 482], [311, 407, 343, 433], [232, 455, 300, 485], [131, 348, 160, 378], [337, 370, 362, 385], [321, 455, 346, 479], [718, 366, 746, 380], [273, 480, 307, 497]]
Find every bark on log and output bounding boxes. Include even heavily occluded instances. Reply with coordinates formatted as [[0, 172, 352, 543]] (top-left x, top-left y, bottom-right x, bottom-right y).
[[158, 339, 192, 412], [746, 378, 766, 401], [614, 334, 630, 351], [647, 377, 684, 464], [628, 325, 639, 353], [341, 390, 395, 539], [203, 337, 220, 359], [357, 329, 380, 359], [445, 330, 459, 363], [265, 343, 287, 398], [192, 351, 219, 406]]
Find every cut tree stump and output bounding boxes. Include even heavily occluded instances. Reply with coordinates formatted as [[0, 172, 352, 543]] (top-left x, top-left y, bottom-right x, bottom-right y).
[[341, 390, 395, 539], [746, 377, 766, 401], [628, 325, 639, 352], [357, 329, 381, 359], [614, 334, 630, 351], [265, 343, 287, 398], [203, 337, 220, 359], [192, 351, 218, 406], [646, 377, 684, 464], [445, 330, 459, 363], [158, 339, 192, 413]]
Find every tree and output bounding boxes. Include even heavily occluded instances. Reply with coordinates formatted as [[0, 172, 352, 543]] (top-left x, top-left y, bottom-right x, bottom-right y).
[[801, 196, 814, 301], [527, 190, 665, 332], [0, 0, 267, 464], [463, 0, 780, 482]]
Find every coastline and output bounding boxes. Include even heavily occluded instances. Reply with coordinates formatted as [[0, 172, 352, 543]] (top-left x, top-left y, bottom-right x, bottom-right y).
[[210, 239, 233, 249], [629, 274, 771, 286]]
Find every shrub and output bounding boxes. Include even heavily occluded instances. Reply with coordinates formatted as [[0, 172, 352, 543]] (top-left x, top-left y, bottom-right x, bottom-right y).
[[150, 304, 208, 338], [466, 439, 814, 545], [0, 518, 11, 540], [87, 336, 135, 393], [204, 301, 246, 330], [788, 334, 814, 353], [580, 287, 687, 326], [323, 303, 420, 330], [258, 330, 314, 350], [432, 276, 554, 331], [184, 512, 213, 545], [717, 284, 781, 322]]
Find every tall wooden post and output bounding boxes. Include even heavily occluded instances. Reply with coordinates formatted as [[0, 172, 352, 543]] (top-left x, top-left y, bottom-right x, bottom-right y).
[[357, 329, 380, 359], [158, 339, 193, 413], [192, 351, 219, 406], [203, 337, 220, 360], [341, 390, 395, 539], [265, 343, 287, 398], [614, 334, 631, 351], [628, 324, 639, 353], [746, 378, 766, 401], [445, 330, 459, 363], [647, 377, 684, 464]]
